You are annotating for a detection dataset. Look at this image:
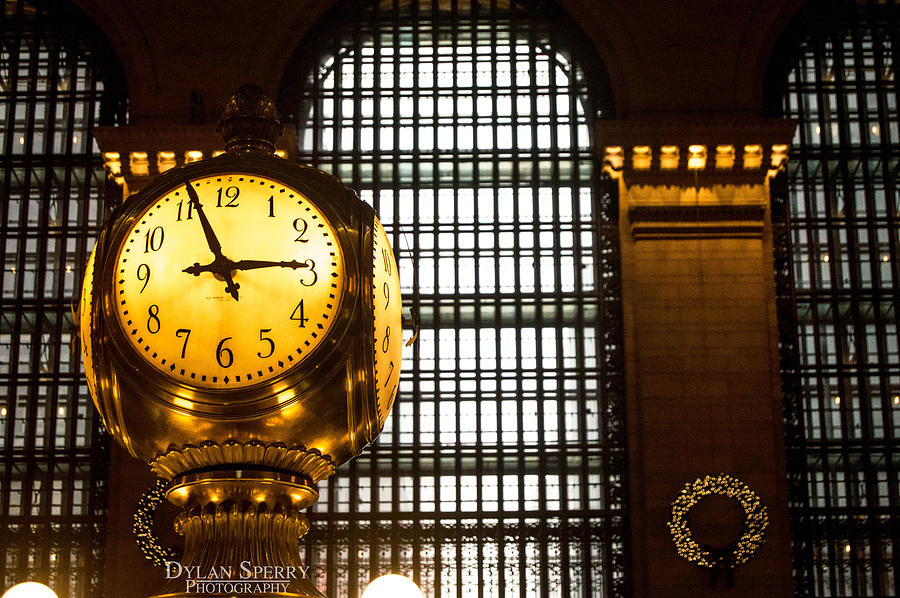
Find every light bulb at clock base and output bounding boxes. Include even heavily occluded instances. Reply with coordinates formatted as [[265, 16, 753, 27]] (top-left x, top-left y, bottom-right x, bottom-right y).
[[2, 583, 59, 598], [361, 574, 423, 598]]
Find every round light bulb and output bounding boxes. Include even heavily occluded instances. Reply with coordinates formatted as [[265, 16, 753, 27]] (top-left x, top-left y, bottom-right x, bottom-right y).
[[361, 574, 423, 598], [2, 583, 59, 598]]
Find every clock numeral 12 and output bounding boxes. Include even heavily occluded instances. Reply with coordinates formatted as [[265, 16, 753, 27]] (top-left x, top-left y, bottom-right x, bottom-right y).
[[216, 186, 240, 207]]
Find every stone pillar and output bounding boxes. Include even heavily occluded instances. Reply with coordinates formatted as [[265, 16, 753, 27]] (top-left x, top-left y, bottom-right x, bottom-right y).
[[599, 118, 797, 597]]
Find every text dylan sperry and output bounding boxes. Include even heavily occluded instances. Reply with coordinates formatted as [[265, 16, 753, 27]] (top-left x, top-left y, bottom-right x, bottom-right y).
[[165, 561, 311, 594]]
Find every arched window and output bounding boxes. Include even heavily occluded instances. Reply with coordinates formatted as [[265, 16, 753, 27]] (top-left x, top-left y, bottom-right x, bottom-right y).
[[0, 1, 126, 595], [767, 1, 900, 596], [280, 1, 626, 596]]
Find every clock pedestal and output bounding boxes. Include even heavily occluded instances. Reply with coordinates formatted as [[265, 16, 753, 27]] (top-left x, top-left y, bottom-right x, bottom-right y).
[[152, 471, 324, 598]]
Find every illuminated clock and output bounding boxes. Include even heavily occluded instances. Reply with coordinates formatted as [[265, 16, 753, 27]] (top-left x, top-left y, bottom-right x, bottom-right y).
[[78, 112, 401, 468], [111, 172, 344, 389]]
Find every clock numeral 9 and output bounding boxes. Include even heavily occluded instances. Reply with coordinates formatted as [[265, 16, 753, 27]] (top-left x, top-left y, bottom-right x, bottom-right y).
[[216, 337, 233, 368], [257, 329, 275, 359], [147, 304, 160, 334], [383, 281, 390, 309], [216, 186, 240, 207], [143, 226, 164, 253], [137, 263, 150, 293]]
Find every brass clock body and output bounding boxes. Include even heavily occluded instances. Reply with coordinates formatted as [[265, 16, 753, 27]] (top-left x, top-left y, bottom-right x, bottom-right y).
[[80, 153, 401, 471]]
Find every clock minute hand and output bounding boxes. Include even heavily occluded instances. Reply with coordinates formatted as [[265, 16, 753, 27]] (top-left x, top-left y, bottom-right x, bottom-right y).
[[183, 179, 240, 301], [230, 259, 312, 271], [184, 179, 224, 258]]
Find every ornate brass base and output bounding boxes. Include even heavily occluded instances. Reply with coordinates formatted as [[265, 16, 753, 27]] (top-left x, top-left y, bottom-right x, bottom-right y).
[[149, 469, 326, 598]]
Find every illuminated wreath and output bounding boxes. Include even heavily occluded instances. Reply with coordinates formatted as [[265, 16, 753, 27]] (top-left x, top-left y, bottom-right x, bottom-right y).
[[667, 473, 769, 568], [133, 478, 181, 568]]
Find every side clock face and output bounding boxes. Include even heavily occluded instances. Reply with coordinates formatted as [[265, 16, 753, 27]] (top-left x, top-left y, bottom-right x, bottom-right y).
[[371, 217, 402, 425], [112, 173, 345, 390]]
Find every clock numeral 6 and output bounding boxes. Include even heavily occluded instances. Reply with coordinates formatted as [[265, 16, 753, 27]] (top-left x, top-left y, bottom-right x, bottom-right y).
[[257, 329, 275, 359], [216, 337, 233, 368], [147, 304, 160, 334]]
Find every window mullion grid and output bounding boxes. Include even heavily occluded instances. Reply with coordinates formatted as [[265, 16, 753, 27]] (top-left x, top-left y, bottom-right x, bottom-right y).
[[833, 26, 872, 591]]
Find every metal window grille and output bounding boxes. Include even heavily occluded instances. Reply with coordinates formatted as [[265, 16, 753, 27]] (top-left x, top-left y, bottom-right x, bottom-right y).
[[768, 1, 900, 596], [0, 1, 126, 596], [279, 1, 626, 597]]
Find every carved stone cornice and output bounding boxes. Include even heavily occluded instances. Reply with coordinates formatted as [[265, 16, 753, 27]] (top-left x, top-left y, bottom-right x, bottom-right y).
[[151, 440, 336, 483], [92, 124, 299, 195], [596, 116, 796, 187]]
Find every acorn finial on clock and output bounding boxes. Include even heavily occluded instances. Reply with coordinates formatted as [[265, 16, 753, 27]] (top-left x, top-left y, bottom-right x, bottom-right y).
[[217, 83, 284, 155]]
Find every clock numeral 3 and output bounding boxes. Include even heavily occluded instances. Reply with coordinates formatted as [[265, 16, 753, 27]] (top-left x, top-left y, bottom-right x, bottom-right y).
[[147, 304, 161, 334], [257, 329, 275, 359], [175, 328, 191, 358], [216, 337, 234, 368], [299, 259, 317, 287]]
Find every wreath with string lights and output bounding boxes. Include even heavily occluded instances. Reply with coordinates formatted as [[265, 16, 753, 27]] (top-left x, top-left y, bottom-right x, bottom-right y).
[[667, 473, 769, 569], [133, 478, 181, 568]]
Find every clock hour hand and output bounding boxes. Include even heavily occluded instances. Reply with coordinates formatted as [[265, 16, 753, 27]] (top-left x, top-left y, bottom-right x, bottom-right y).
[[230, 259, 313, 271]]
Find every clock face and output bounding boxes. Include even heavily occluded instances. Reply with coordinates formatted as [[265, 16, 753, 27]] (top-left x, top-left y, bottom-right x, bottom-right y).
[[113, 173, 345, 390], [371, 217, 402, 425]]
